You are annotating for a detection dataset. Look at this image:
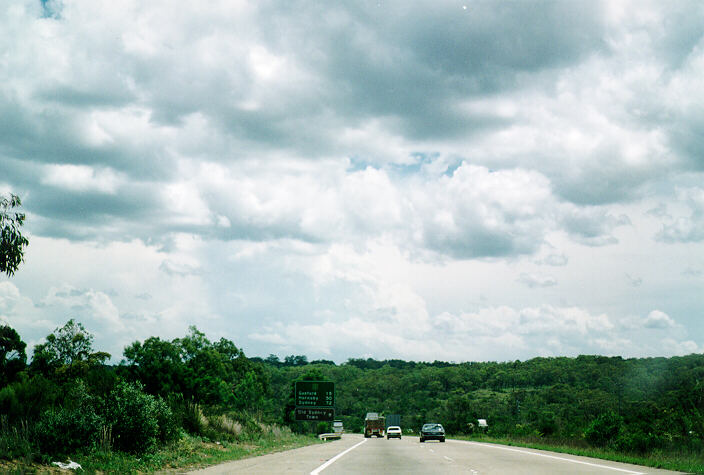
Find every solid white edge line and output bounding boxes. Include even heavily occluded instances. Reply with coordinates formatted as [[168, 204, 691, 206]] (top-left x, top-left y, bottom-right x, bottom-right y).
[[449, 440, 645, 474], [310, 438, 367, 475]]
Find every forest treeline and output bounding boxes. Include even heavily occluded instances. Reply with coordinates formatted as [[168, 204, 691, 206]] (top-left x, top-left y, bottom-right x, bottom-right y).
[[2, 320, 703, 464], [260, 353, 704, 455]]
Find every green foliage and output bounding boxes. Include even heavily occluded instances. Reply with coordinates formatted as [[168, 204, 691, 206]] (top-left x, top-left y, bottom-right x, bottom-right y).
[[0, 325, 26, 387], [0, 374, 60, 424], [175, 398, 208, 436], [537, 410, 558, 437], [123, 336, 186, 395], [0, 193, 29, 277], [615, 429, 662, 454], [4, 320, 704, 471], [34, 381, 103, 456], [0, 418, 35, 461], [122, 326, 265, 408], [105, 381, 177, 453], [315, 421, 329, 435], [584, 411, 623, 447], [30, 319, 110, 381]]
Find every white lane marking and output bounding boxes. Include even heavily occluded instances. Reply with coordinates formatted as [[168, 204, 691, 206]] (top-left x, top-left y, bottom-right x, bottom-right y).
[[450, 440, 644, 474], [444, 456, 454, 462], [310, 438, 367, 475]]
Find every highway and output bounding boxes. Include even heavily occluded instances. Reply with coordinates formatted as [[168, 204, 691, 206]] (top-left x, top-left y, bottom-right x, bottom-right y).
[[190, 434, 682, 474]]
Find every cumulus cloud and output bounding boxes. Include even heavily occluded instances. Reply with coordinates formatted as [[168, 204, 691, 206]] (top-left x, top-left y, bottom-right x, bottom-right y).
[[643, 310, 676, 329], [42, 284, 124, 332], [560, 205, 631, 246], [656, 187, 704, 243], [1, 0, 703, 363], [252, 303, 694, 362]]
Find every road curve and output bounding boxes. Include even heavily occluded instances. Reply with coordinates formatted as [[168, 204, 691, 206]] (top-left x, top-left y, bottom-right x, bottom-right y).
[[189, 434, 683, 474]]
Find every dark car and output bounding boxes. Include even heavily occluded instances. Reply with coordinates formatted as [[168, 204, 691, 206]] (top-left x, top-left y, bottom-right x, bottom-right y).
[[419, 423, 445, 442]]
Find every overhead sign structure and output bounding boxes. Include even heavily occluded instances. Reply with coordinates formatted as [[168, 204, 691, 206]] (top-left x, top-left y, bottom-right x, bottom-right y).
[[295, 407, 335, 422], [295, 381, 334, 407], [294, 380, 335, 421]]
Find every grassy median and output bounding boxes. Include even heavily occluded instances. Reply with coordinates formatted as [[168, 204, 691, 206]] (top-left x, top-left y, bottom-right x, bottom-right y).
[[453, 435, 704, 474]]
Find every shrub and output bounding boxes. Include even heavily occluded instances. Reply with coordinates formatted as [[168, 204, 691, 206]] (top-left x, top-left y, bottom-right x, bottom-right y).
[[616, 429, 663, 454], [34, 382, 103, 456], [537, 411, 557, 437], [316, 421, 329, 435], [0, 387, 19, 422], [105, 381, 176, 453], [0, 375, 60, 424], [585, 411, 622, 447]]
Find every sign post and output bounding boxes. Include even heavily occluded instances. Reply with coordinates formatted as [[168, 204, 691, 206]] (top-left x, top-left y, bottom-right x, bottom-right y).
[[295, 407, 335, 421], [294, 381, 335, 421]]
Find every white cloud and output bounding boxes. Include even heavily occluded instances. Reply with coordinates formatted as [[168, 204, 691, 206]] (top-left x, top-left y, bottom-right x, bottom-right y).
[[1, 0, 703, 364], [414, 164, 554, 258], [643, 309, 676, 329], [517, 273, 557, 288], [251, 303, 692, 362], [559, 205, 632, 246], [42, 285, 124, 333], [41, 164, 124, 193], [537, 253, 568, 267], [657, 187, 704, 243]]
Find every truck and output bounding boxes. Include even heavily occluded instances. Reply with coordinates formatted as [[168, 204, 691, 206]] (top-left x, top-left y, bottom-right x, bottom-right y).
[[386, 414, 401, 430], [364, 412, 385, 438]]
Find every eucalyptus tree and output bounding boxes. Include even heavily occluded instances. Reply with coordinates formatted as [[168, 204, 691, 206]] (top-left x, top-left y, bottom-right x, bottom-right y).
[[0, 193, 29, 277]]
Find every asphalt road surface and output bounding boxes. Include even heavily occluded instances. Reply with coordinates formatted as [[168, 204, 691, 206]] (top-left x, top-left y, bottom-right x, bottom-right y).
[[190, 434, 682, 474]]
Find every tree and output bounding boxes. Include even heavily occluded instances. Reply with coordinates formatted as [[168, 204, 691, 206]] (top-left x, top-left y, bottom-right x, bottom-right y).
[[123, 336, 186, 396], [0, 324, 27, 387], [31, 319, 110, 380], [0, 193, 29, 277], [123, 327, 264, 406]]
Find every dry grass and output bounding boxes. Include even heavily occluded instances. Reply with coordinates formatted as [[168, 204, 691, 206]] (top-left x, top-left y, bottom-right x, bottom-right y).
[[211, 415, 243, 437]]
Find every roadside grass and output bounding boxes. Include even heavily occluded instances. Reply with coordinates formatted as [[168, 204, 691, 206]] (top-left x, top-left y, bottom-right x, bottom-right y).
[[1, 432, 323, 474], [453, 435, 704, 474]]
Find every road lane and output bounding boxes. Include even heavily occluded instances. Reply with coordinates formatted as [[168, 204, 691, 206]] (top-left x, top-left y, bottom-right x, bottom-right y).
[[318, 436, 683, 475], [188, 435, 364, 474], [191, 434, 683, 474]]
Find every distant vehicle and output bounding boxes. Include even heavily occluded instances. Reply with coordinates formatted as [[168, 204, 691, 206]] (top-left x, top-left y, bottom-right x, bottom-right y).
[[386, 425, 402, 439], [420, 423, 445, 442], [364, 412, 385, 438], [332, 420, 344, 434], [386, 414, 401, 429]]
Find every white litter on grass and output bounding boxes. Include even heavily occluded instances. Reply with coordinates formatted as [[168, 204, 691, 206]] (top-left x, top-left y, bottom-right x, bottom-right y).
[[52, 460, 82, 470]]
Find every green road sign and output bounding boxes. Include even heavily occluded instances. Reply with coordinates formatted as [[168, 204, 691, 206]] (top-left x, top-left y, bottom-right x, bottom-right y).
[[295, 381, 334, 407], [295, 407, 335, 421]]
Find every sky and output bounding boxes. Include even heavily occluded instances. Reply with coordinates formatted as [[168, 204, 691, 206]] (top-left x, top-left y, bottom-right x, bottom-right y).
[[1, 0, 703, 364]]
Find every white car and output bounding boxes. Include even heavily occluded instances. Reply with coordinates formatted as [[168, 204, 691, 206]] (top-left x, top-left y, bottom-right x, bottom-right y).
[[386, 426, 402, 439]]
